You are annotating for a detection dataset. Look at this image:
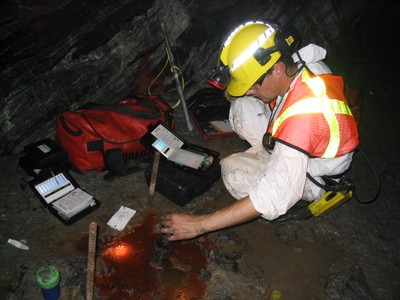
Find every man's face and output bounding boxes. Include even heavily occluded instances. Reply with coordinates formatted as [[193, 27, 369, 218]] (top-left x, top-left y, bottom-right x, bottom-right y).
[[245, 63, 283, 103]]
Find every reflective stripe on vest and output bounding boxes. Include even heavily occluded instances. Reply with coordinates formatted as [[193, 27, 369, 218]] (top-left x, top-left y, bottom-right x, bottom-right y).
[[271, 71, 353, 158]]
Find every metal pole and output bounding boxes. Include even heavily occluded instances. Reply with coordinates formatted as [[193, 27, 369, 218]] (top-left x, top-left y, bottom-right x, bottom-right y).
[[161, 23, 193, 132]]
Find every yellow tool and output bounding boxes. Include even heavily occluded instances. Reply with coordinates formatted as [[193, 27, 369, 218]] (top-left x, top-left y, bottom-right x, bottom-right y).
[[308, 190, 353, 217]]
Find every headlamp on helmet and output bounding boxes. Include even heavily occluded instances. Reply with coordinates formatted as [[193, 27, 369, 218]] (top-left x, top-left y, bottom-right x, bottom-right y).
[[207, 65, 230, 90]]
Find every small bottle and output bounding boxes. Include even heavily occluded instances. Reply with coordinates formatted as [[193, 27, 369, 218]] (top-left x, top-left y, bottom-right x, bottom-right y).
[[271, 290, 282, 300], [7, 239, 29, 250], [200, 155, 214, 170], [149, 236, 172, 269]]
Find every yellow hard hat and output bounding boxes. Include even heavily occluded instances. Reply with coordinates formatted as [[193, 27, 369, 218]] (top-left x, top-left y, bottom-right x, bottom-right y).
[[220, 21, 281, 97]]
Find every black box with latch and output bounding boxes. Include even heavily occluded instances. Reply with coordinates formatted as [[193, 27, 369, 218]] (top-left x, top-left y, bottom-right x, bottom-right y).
[[144, 155, 221, 206], [142, 122, 221, 206], [18, 138, 70, 178]]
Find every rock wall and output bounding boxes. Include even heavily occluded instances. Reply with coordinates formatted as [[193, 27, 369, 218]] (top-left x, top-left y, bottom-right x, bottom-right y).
[[0, 0, 381, 154]]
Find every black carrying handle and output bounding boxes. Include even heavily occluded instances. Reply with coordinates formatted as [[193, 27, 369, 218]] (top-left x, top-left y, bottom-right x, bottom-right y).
[[57, 97, 167, 141], [79, 98, 161, 119], [58, 114, 83, 137]]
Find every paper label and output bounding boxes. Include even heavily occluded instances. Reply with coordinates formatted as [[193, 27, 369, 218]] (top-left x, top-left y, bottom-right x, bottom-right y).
[[107, 206, 136, 231]]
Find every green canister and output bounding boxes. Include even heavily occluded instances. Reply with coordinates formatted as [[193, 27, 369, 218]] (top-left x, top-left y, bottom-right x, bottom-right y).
[[36, 264, 61, 300]]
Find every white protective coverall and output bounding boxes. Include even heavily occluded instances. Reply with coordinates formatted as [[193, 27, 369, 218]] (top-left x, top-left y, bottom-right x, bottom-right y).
[[220, 44, 354, 220]]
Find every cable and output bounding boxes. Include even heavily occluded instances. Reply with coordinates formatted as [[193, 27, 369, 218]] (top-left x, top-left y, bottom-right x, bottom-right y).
[[307, 146, 381, 204], [147, 55, 169, 96], [147, 48, 186, 110], [353, 146, 381, 204], [292, 50, 314, 76]]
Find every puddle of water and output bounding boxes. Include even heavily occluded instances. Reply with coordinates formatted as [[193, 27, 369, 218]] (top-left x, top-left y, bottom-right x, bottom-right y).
[[233, 219, 342, 299], [87, 192, 342, 300], [94, 211, 213, 300]]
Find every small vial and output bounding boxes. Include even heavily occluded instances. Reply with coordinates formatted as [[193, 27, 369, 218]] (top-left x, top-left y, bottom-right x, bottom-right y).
[[271, 290, 282, 300], [149, 236, 172, 269], [201, 155, 214, 170]]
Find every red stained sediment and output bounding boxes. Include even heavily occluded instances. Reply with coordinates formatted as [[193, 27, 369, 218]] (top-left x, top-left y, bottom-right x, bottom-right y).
[[95, 211, 212, 299]]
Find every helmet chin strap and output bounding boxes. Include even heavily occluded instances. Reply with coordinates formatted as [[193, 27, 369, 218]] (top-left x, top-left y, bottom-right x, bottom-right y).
[[293, 50, 313, 76], [287, 63, 303, 78]]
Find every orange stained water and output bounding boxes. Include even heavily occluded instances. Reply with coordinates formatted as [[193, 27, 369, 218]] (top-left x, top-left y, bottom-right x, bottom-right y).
[[95, 212, 212, 300]]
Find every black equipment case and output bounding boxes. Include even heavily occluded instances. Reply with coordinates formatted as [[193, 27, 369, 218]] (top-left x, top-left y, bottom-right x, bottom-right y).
[[144, 155, 221, 206], [19, 138, 99, 225], [18, 138, 70, 178], [188, 88, 237, 140], [142, 122, 221, 206], [28, 170, 100, 225]]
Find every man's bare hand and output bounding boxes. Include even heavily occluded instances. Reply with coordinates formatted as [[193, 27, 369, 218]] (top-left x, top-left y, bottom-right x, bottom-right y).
[[160, 197, 259, 241], [160, 213, 205, 241]]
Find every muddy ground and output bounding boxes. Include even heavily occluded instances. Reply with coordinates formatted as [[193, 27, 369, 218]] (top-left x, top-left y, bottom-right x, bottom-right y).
[[1, 77, 400, 300]]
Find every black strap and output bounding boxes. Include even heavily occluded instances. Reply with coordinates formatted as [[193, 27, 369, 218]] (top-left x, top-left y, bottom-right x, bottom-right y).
[[79, 98, 161, 119], [74, 111, 144, 145], [307, 172, 353, 192], [58, 114, 83, 137]]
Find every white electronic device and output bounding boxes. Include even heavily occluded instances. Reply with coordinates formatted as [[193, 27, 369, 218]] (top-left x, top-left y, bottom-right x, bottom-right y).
[[29, 171, 100, 225], [148, 122, 214, 170]]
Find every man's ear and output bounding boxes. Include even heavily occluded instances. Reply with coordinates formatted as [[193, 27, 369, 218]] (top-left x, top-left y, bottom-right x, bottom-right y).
[[245, 85, 259, 95], [273, 62, 284, 75]]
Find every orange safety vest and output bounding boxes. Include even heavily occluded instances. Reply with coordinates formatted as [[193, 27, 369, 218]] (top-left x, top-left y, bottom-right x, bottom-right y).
[[267, 69, 359, 158]]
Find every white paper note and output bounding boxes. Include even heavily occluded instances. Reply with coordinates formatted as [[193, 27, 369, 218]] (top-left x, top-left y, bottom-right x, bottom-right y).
[[107, 206, 136, 231]]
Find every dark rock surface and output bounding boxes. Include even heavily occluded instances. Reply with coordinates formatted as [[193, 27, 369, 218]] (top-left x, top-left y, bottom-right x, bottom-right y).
[[0, 0, 389, 154], [1, 0, 400, 299]]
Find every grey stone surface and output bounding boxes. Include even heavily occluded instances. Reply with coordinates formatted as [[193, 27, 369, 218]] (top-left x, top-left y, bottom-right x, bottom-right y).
[[1, 0, 380, 154], [1, 0, 399, 299]]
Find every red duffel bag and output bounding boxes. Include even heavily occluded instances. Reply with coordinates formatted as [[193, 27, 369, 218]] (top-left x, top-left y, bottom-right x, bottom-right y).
[[55, 95, 174, 174]]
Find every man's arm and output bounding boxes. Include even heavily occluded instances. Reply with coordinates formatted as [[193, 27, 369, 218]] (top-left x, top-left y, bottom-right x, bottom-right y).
[[160, 196, 261, 241]]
